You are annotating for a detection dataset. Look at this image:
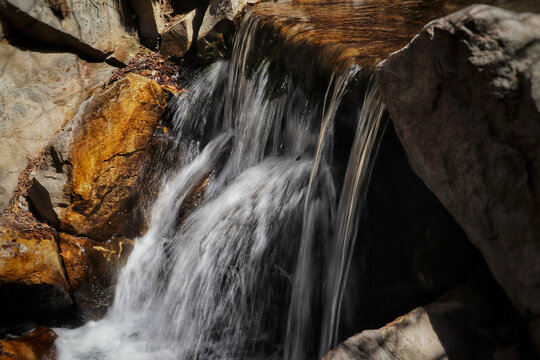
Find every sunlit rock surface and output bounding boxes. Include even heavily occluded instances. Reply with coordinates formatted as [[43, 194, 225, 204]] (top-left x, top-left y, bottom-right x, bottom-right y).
[[0, 327, 57, 360], [0, 0, 138, 62], [0, 42, 113, 212], [34, 73, 169, 240]]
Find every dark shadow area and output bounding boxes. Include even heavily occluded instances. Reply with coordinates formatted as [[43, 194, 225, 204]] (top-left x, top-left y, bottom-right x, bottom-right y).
[[426, 271, 536, 359], [0, 283, 78, 338], [169, 0, 208, 16], [125, 0, 160, 49], [27, 179, 60, 228], [339, 119, 484, 336]]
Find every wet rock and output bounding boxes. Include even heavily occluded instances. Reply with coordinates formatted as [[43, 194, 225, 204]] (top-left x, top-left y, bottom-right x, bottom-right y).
[[35, 73, 169, 240], [0, 226, 72, 327], [0, 327, 57, 360], [376, 4, 540, 330], [59, 233, 134, 320]]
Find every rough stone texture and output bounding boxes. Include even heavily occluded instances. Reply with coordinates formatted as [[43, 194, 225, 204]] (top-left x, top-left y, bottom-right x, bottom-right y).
[[376, 4, 540, 326], [0, 226, 72, 321], [0, 42, 114, 212], [126, 0, 166, 50], [159, 0, 257, 59], [160, 10, 196, 59], [34, 73, 168, 241], [323, 278, 531, 360], [0, 0, 138, 63], [0, 327, 57, 360], [59, 233, 134, 320], [199, 0, 257, 37]]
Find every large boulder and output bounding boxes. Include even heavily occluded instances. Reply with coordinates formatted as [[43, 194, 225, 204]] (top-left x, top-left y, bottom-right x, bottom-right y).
[[0, 327, 57, 360], [0, 226, 72, 327], [376, 4, 540, 331], [32, 73, 169, 240], [59, 233, 134, 320]]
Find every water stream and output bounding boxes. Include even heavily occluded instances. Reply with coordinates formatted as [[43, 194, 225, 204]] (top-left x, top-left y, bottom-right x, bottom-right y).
[[55, 11, 385, 360]]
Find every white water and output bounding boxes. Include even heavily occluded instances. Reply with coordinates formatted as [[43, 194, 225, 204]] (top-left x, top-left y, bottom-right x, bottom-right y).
[[55, 11, 385, 360]]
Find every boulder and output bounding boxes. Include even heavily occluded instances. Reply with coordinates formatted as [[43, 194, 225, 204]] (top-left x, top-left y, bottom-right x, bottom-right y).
[[376, 4, 540, 328], [160, 10, 197, 59], [0, 327, 57, 360], [0, 41, 114, 212], [199, 0, 258, 38], [323, 279, 531, 360], [126, 0, 166, 49], [33, 73, 169, 240], [59, 233, 134, 320], [0, 226, 72, 326]]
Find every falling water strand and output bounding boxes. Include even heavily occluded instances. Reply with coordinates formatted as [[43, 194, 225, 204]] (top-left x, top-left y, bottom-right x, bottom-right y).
[[284, 67, 358, 360], [319, 79, 386, 356]]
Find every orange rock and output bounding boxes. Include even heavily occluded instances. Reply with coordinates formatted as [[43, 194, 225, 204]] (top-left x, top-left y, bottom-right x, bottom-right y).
[[0, 327, 57, 360], [0, 226, 71, 304], [59, 233, 134, 320], [35, 73, 169, 241], [0, 226, 72, 320]]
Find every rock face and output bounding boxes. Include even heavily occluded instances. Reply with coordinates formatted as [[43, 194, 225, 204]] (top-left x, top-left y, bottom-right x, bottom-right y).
[[376, 4, 540, 329], [59, 233, 134, 320], [0, 0, 139, 212], [0, 327, 57, 360], [0, 43, 113, 213], [33, 73, 169, 240], [0, 0, 138, 63], [160, 10, 197, 59], [0, 226, 72, 326]]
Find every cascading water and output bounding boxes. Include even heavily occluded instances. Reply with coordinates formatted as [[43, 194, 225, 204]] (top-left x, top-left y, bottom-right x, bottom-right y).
[[319, 80, 385, 355], [55, 11, 386, 360]]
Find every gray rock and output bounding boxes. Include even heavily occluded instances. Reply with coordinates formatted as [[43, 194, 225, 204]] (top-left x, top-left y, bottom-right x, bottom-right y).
[[376, 3, 540, 333], [126, 0, 166, 49], [199, 0, 257, 37], [159, 0, 257, 59], [160, 10, 197, 59], [323, 281, 525, 360], [0, 0, 138, 62], [0, 42, 113, 211]]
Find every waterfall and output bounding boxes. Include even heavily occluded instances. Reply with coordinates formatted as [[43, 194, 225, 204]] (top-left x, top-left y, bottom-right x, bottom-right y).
[[55, 11, 385, 360], [319, 80, 385, 355]]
